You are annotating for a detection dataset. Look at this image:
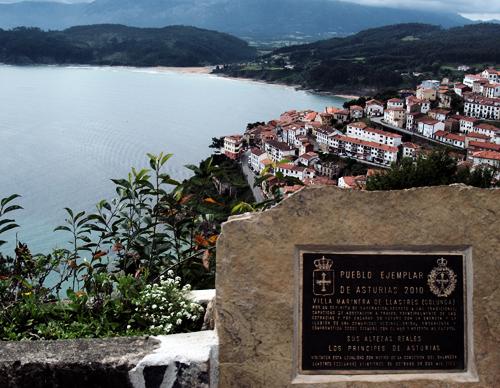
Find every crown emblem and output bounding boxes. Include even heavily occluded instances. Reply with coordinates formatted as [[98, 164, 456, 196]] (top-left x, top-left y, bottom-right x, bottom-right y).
[[427, 257, 457, 298], [314, 256, 333, 271]]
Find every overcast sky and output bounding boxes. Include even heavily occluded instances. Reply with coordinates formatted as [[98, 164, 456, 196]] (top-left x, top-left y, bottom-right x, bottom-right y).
[[341, 0, 500, 20], [0, 0, 498, 20]]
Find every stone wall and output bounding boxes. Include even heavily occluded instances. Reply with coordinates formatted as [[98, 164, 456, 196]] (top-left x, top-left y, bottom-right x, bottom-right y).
[[216, 185, 499, 387], [0, 291, 218, 388]]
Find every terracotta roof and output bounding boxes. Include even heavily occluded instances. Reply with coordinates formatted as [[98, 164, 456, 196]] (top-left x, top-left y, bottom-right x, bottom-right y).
[[465, 132, 491, 140], [363, 126, 402, 139], [334, 135, 398, 153], [388, 98, 403, 103], [366, 99, 383, 106], [472, 150, 500, 161], [299, 152, 319, 160], [429, 108, 451, 115], [402, 142, 419, 149], [348, 121, 368, 129], [460, 116, 479, 123], [475, 123, 500, 133], [305, 112, 317, 121], [418, 117, 440, 125], [277, 163, 306, 172], [265, 140, 295, 151], [468, 141, 500, 151], [250, 147, 265, 156], [434, 131, 465, 142]]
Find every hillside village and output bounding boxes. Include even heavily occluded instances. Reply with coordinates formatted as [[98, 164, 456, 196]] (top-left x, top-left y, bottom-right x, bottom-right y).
[[222, 67, 500, 194]]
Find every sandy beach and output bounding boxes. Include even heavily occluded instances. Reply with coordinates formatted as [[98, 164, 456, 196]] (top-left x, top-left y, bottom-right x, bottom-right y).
[[154, 66, 215, 74], [334, 94, 360, 99]]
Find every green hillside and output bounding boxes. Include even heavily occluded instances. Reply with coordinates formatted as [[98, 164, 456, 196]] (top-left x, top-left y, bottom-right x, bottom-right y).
[[0, 24, 257, 66], [217, 23, 500, 94]]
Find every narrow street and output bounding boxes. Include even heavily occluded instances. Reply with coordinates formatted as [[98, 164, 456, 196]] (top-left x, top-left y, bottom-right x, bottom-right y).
[[240, 151, 266, 203]]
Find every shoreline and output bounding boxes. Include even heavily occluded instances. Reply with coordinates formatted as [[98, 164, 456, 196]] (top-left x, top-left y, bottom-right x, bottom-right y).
[[153, 66, 215, 74], [213, 73, 357, 100], [1, 62, 357, 99]]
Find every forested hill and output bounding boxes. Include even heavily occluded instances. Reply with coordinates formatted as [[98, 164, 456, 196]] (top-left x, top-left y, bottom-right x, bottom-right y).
[[217, 23, 500, 94], [0, 0, 471, 42], [0, 24, 257, 66]]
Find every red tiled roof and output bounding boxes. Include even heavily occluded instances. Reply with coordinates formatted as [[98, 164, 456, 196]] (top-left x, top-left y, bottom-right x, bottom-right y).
[[466, 132, 491, 140], [418, 117, 440, 125], [402, 142, 419, 149], [460, 116, 479, 123], [363, 126, 402, 139], [468, 141, 500, 151], [435, 131, 465, 142], [250, 147, 265, 156], [334, 135, 398, 153], [472, 150, 500, 161], [348, 121, 368, 129], [475, 123, 500, 133]]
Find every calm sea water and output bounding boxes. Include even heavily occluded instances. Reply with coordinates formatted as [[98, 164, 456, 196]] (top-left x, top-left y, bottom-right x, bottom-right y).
[[0, 65, 345, 254]]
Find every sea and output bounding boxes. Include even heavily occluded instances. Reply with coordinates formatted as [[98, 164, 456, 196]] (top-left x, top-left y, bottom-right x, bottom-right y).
[[0, 65, 346, 254]]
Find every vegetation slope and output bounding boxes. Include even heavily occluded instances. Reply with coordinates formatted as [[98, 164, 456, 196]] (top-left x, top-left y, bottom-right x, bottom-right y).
[[217, 23, 500, 93], [0, 24, 257, 66]]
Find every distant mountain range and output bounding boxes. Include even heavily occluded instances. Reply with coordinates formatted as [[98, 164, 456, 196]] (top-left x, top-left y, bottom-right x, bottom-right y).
[[0, 24, 257, 66], [217, 23, 500, 94], [0, 0, 472, 41]]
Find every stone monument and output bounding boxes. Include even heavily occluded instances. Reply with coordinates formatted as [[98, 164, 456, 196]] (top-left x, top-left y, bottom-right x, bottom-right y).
[[216, 185, 499, 387]]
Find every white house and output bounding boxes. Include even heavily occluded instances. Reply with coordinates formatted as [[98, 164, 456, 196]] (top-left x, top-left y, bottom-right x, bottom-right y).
[[349, 105, 364, 119], [387, 98, 404, 109], [464, 94, 500, 120], [459, 117, 479, 134], [406, 112, 423, 131], [428, 108, 450, 122], [346, 122, 402, 147], [417, 117, 445, 138], [433, 131, 466, 149], [264, 140, 296, 162], [281, 123, 307, 145], [223, 135, 244, 160], [315, 127, 339, 150], [249, 147, 268, 172], [297, 152, 320, 167], [276, 163, 315, 182], [365, 99, 384, 117], [329, 135, 398, 166], [483, 83, 500, 98], [471, 150, 500, 169], [463, 74, 484, 88], [402, 142, 420, 159], [472, 123, 500, 138], [481, 68, 500, 84]]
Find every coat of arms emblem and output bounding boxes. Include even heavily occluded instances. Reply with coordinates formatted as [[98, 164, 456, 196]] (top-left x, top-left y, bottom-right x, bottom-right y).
[[427, 257, 457, 298], [313, 256, 334, 295]]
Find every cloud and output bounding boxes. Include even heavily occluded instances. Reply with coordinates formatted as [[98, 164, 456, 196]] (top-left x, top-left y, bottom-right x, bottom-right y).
[[339, 0, 500, 14]]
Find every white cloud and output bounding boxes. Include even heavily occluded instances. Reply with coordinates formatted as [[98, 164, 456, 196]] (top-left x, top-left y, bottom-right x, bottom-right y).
[[461, 13, 500, 21], [339, 0, 500, 14]]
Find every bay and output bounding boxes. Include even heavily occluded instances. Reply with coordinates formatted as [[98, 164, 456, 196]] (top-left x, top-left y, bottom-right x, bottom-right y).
[[0, 65, 345, 254]]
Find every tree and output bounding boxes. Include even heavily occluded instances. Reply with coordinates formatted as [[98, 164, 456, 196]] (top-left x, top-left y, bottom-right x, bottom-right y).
[[366, 150, 495, 190]]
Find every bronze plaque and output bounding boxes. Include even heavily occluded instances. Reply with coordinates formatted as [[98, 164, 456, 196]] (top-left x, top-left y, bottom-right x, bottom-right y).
[[298, 250, 467, 374]]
